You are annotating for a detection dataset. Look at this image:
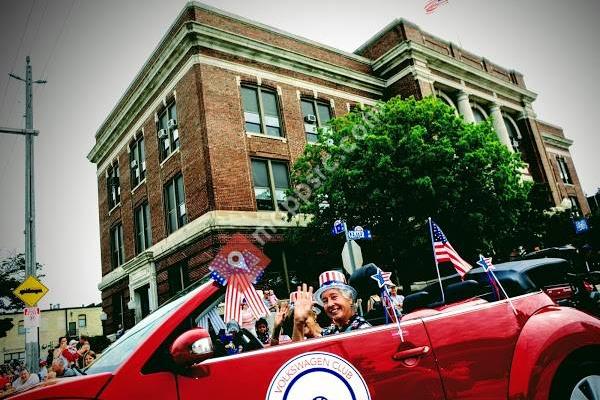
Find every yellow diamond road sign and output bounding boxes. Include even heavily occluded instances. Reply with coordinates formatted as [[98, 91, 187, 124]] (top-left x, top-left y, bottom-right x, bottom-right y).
[[13, 275, 49, 307]]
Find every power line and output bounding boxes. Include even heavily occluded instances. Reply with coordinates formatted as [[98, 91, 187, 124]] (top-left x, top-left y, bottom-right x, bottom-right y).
[[28, 0, 49, 56], [0, 0, 36, 121], [40, 0, 77, 79]]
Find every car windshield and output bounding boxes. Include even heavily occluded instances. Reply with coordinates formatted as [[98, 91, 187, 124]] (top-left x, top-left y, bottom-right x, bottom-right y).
[[85, 277, 212, 374]]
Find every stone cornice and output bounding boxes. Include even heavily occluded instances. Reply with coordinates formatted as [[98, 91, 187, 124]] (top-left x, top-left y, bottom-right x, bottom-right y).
[[98, 210, 310, 290], [542, 133, 573, 150], [88, 21, 384, 165], [376, 41, 537, 103]]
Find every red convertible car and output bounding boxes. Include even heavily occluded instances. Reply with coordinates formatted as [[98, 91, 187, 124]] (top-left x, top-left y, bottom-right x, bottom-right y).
[[10, 271, 600, 400]]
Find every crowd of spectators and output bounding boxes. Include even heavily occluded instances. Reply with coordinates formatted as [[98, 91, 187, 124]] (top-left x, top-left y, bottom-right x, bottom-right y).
[[0, 334, 99, 395]]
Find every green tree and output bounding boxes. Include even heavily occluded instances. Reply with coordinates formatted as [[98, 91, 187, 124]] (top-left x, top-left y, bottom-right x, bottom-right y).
[[288, 96, 531, 285], [0, 252, 44, 311]]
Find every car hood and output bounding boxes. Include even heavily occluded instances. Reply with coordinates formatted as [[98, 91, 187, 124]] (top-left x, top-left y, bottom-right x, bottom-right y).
[[6, 372, 112, 399]]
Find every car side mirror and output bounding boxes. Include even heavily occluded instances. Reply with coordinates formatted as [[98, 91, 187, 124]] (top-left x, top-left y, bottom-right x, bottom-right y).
[[170, 328, 214, 367]]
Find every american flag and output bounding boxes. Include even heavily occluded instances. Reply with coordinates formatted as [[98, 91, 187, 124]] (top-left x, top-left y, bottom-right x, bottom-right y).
[[424, 0, 448, 14], [476, 255, 501, 300], [431, 220, 473, 277]]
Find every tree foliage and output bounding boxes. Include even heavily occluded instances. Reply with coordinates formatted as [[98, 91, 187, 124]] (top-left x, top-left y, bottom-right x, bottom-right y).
[[0, 252, 44, 311], [288, 96, 531, 284]]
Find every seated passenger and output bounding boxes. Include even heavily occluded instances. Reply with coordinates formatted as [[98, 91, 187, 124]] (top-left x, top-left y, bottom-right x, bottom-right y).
[[255, 317, 271, 345], [293, 270, 370, 339]]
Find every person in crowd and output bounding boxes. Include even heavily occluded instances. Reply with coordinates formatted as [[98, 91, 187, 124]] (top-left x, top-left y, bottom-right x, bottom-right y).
[[254, 318, 271, 345], [53, 336, 68, 360], [61, 340, 80, 366], [270, 301, 292, 346], [12, 367, 39, 390], [37, 360, 48, 381], [0, 371, 10, 391], [45, 349, 54, 368], [389, 285, 405, 313], [293, 270, 370, 339], [51, 356, 78, 378], [76, 335, 91, 369], [240, 298, 257, 334], [84, 351, 97, 367]]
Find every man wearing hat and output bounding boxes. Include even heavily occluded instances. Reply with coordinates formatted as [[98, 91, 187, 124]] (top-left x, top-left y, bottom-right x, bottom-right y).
[[293, 270, 370, 337]]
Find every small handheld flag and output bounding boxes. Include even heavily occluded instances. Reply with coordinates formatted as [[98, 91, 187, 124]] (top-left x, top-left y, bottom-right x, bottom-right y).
[[476, 255, 517, 315], [431, 220, 473, 277]]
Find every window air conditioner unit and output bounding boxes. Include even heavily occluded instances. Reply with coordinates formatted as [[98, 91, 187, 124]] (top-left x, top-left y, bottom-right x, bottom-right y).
[[158, 129, 168, 140], [167, 119, 177, 129], [304, 114, 317, 123], [130, 159, 138, 169]]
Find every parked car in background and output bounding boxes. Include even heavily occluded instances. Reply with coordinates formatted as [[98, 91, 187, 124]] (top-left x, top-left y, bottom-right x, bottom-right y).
[[7, 269, 600, 400]]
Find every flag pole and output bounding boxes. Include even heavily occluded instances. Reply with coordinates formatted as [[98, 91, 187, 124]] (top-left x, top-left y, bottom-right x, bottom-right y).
[[488, 268, 518, 315], [428, 217, 445, 303], [478, 255, 517, 316]]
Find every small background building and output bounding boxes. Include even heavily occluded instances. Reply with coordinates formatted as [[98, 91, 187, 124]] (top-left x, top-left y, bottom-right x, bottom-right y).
[[0, 305, 103, 363]]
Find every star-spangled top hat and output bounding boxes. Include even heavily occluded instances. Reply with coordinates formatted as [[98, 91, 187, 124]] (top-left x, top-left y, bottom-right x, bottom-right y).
[[313, 270, 357, 305]]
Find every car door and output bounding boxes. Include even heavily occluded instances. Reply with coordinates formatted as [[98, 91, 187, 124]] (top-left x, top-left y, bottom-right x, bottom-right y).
[[420, 298, 527, 399], [176, 318, 445, 399]]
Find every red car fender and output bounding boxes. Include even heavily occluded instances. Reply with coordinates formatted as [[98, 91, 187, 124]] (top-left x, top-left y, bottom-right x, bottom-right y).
[[508, 305, 600, 400]]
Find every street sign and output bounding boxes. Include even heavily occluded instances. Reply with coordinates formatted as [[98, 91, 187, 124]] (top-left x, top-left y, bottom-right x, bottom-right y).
[[348, 226, 372, 240], [23, 307, 40, 329], [342, 240, 363, 274], [331, 219, 344, 235], [13, 275, 49, 307], [574, 218, 589, 234]]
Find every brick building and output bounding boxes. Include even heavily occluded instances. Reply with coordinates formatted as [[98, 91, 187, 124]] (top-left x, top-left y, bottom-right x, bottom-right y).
[[88, 2, 590, 334]]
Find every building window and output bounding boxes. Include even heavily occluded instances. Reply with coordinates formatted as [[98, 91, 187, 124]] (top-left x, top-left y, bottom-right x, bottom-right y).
[[17, 320, 25, 335], [112, 293, 124, 329], [569, 196, 581, 217], [503, 115, 522, 152], [106, 163, 120, 210], [78, 314, 87, 328], [164, 174, 187, 234], [557, 156, 573, 184], [110, 223, 124, 269], [134, 202, 152, 254], [251, 159, 290, 211], [471, 105, 487, 123], [241, 85, 282, 137], [157, 101, 179, 161], [4, 352, 24, 362], [301, 98, 332, 143], [129, 136, 146, 187], [167, 262, 189, 297]]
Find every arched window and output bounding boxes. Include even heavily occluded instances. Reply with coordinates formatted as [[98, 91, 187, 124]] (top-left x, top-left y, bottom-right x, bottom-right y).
[[435, 90, 458, 115], [503, 114, 522, 152], [471, 104, 488, 123]]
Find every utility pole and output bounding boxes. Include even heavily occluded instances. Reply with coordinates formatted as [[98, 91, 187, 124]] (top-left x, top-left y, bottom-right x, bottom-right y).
[[1, 56, 45, 372]]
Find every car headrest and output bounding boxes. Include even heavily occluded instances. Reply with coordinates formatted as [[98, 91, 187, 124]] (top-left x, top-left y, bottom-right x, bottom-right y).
[[402, 291, 432, 314], [445, 280, 480, 303], [349, 263, 384, 299]]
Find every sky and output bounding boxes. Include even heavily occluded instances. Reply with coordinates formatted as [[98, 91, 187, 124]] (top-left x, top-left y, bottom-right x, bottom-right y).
[[0, 0, 599, 309]]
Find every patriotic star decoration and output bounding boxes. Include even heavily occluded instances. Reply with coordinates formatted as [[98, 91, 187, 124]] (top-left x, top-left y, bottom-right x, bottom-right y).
[[370, 268, 393, 289], [476, 255, 494, 271]]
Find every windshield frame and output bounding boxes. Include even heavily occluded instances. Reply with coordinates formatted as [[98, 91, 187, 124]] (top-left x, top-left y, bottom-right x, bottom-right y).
[[85, 276, 215, 375]]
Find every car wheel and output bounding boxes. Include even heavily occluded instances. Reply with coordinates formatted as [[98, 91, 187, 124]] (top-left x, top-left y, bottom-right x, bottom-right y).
[[551, 361, 600, 400]]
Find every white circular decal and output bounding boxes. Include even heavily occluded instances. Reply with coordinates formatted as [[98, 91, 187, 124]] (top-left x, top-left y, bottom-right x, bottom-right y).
[[266, 352, 371, 400]]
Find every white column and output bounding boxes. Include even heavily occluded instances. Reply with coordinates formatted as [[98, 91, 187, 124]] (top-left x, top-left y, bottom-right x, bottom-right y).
[[149, 262, 159, 312], [489, 104, 514, 153], [456, 91, 475, 123]]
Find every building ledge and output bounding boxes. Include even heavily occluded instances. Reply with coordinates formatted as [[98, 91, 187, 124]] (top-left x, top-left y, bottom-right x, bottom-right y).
[[98, 210, 310, 291]]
